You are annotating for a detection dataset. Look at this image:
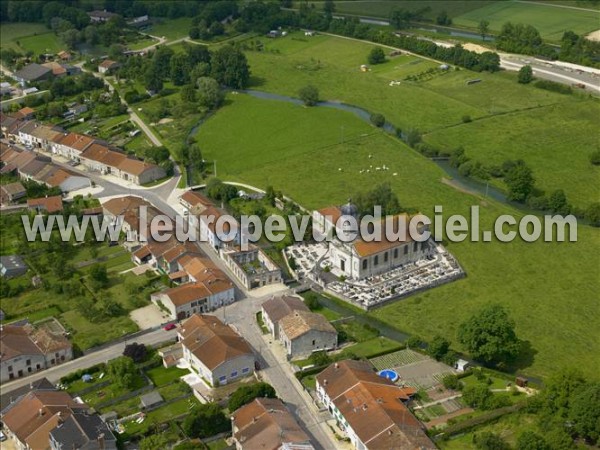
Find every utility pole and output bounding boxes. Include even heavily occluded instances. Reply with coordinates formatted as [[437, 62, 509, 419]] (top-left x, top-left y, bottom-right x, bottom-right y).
[[214, 160, 217, 178]]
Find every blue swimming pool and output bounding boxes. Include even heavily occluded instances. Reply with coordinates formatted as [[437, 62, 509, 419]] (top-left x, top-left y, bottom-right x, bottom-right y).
[[378, 369, 399, 383]]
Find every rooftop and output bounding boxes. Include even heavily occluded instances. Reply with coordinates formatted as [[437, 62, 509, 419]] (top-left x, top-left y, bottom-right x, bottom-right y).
[[262, 295, 309, 325], [279, 310, 336, 341], [179, 314, 252, 371]]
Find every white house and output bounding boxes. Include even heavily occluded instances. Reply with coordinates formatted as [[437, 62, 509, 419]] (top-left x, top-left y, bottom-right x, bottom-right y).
[[178, 314, 254, 387]]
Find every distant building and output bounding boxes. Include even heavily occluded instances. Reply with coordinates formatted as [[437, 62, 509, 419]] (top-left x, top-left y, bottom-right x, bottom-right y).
[[0, 320, 73, 382], [28, 196, 64, 214], [98, 60, 120, 74], [139, 391, 163, 410], [316, 360, 434, 450], [220, 245, 282, 290], [178, 314, 254, 387], [49, 411, 118, 450], [88, 10, 117, 22], [0, 255, 28, 278], [232, 398, 314, 450], [57, 50, 71, 61], [0, 181, 26, 204], [12, 63, 52, 86]]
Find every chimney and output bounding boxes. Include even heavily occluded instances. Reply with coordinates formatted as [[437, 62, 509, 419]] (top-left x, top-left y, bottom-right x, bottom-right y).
[[97, 433, 105, 450], [39, 408, 43, 417]]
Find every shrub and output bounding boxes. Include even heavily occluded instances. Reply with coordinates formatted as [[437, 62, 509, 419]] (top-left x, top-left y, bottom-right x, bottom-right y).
[[367, 47, 386, 65], [370, 113, 385, 127], [228, 382, 276, 411], [589, 150, 600, 166], [298, 85, 319, 106], [442, 374, 461, 390], [462, 114, 472, 123]]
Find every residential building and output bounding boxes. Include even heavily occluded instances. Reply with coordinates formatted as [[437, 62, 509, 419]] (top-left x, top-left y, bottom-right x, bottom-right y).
[[49, 411, 117, 450], [98, 60, 120, 74], [57, 50, 71, 61], [316, 360, 435, 450], [88, 10, 117, 22], [28, 196, 64, 214], [0, 182, 26, 204], [232, 398, 314, 450], [0, 321, 73, 383], [178, 314, 254, 386], [0, 255, 28, 278], [261, 296, 309, 339], [279, 310, 337, 359], [50, 132, 95, 160], [180, 190, 213, 215], [1, 390, 89, 450]]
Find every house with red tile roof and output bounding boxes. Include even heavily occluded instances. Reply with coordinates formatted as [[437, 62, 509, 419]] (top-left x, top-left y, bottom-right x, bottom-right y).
[[316, 360, 435, 450]]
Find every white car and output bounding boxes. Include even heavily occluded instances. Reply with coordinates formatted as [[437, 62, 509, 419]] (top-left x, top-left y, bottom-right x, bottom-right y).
[[0, 431, 7, 442]]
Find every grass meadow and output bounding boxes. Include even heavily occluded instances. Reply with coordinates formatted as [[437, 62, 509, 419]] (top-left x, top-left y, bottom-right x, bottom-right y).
[[196, 89, 600, 379], [0, 23, 64, 54], [243, 32, 599, 209], [452, 1, 600, 41], [146, 17, 193, 41]]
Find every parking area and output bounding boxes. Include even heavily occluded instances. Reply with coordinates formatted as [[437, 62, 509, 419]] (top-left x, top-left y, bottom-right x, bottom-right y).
[[129, 304, 169, 329]]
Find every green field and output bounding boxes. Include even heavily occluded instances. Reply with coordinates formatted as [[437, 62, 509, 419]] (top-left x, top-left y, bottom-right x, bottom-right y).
[[197, 88, 600, 379], [241, 32, 598, 208], [0, 22, 51, 51], [304, 0, 495, 21], [453, 1, 600, 41], [147, 17, 193, 41]]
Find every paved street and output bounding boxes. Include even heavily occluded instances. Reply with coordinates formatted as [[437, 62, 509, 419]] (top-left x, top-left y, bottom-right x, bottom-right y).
[[1, 328, 177, 392]]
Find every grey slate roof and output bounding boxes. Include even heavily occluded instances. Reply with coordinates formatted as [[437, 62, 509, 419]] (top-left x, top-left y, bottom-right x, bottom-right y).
[[49, 412, 117, 450], [13, 64, 51, 82]]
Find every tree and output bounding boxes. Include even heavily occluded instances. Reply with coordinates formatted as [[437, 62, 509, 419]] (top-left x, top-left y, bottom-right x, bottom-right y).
[[170, 52, 192, 85], [473, 432, 510, 450], [228, 382, 277, 411], [106, 356, 138, 389], [298, 85, 319, 106], [462, 384, 494, 409], [144, 65, 163, 93], [140, 434, 169, 450], [196, 77, 224, 109], [479, 19, 490, 41], [370, 113, 385, 127], [518, 65, 533, 84], [516, 431, 551, 450], [309, 351, 331, 367], [442, 374, 461, 390], [123, 343, 147, 363], [368, 47, 386, 65], [210, 45, 250, 89], [304, 292, 320, 310], [548, 189, 570, 214], [504, 161, 535, 202], [569, 382, 600, 444], [323, 0, 335, 16], [436, 10, 452, 26], [428, 335, 450, 360], [457, 304, 520, 365], [89, 264, 108, 289], [585, 202, 600, 226], [182, 403, 229, 438]]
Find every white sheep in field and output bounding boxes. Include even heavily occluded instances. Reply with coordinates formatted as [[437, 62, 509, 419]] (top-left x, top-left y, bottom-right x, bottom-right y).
[[393, 172, 398, 176]]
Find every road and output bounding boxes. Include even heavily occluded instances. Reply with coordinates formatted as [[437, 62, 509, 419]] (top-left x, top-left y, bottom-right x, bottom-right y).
[[1, 328, 178, 392], [320, 24, 600, 94], [1, 146, 339, 449]]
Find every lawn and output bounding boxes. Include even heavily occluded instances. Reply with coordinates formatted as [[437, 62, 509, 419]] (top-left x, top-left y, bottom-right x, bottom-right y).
[[341, 337, 403, 359], [146, 366, 190, 387], [438, 411, 540, 449], [18, 32, 63, 54], [453, 1, 600, 41], [147, 17, 194, 41], [196, 87, 600, 379], [0, 22, 52, 51]]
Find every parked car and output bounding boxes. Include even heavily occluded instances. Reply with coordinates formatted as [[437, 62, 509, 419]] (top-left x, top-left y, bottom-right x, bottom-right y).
[[0, 431, 6, 442], [163, 323, 176, 331]]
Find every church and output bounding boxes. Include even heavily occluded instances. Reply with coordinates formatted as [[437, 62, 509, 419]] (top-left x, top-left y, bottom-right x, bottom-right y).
[[312, 200, 434, 280]]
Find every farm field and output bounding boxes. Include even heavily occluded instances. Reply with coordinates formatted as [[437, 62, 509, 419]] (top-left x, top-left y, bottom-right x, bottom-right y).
[[242, 32, 598, 208], [197, 90, 600, 379], [452, 1, 600, 41]]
